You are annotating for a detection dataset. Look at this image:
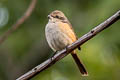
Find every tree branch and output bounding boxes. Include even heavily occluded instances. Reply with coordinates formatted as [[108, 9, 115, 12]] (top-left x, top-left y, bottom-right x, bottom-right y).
[[17, 10, 120, 80], [0, 0, 37, 44]]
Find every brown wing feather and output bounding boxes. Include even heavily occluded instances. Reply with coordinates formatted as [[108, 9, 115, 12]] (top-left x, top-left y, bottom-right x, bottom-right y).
[[62, 20, 78, 39], [59, 21, 81, 50], [58, 22, 77, 42]]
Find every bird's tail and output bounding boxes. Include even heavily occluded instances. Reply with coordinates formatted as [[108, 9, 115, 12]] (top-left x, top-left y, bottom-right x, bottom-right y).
[[71, 51, 88, 76]]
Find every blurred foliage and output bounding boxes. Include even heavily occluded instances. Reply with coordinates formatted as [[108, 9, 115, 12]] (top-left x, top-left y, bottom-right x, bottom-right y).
[[0, 0, 120, 80]]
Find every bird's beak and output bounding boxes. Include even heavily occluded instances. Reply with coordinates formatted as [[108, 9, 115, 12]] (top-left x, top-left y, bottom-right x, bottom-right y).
[[47, 15, 51, 19]]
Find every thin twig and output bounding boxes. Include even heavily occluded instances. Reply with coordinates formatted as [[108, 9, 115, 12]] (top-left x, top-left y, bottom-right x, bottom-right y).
[[0, 0, 37, 44], [17, 10, 120, 80]]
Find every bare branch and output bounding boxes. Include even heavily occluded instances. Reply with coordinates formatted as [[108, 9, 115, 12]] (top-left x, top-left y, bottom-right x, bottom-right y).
[[17, 10, 120, 80], [0, 0, 37, 44]]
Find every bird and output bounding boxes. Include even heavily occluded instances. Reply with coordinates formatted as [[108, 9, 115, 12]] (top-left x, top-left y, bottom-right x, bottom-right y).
[[45, 10, 88, 76]]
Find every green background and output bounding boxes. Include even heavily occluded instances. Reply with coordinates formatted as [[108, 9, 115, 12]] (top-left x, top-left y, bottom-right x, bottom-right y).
[[0, 0, 120, 80]]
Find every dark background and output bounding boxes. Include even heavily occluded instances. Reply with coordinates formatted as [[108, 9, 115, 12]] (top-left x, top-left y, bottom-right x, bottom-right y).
[[0, 0, 120, 80]]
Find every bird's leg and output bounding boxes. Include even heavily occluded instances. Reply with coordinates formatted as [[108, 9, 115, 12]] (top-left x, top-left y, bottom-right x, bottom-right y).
[[52, 51, 58, 57], [65, 46, 69, 53], [50, 51, 58, 61]]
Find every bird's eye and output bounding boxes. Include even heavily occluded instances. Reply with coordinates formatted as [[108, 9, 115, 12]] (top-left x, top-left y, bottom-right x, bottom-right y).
[[55, 15, 59, 18]]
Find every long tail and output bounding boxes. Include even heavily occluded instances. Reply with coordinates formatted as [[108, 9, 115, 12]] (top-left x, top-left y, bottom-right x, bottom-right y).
[[71, 51, 88, 76]]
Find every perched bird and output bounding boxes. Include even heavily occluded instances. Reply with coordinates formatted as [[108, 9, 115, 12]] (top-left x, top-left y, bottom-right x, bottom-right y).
[[45, 10, 88, 76]]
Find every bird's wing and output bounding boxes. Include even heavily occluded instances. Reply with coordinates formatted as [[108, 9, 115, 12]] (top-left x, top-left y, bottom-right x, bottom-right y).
[[58, 21, 77, 42], [59, 21, 81, 50]]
